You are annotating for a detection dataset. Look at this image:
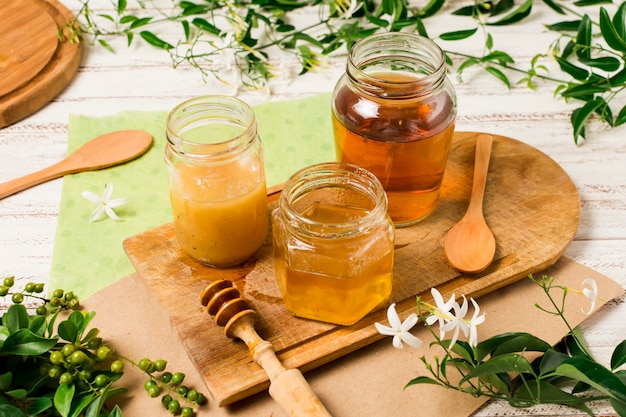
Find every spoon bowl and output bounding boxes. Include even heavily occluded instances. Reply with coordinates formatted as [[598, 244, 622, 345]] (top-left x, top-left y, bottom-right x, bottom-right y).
[[444, 133, 496, 274], [0, 130, 152, 200]]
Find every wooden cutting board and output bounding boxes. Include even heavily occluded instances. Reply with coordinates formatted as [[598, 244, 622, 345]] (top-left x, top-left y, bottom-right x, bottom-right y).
[[0, 0, 82, 128], [123, 131, 580, 406]]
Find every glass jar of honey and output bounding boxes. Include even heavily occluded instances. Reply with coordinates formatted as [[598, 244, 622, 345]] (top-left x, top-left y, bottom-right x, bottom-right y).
[[271, 162, 394, 326], [332, 33, 457, 227], [165, 95, 269, 267]]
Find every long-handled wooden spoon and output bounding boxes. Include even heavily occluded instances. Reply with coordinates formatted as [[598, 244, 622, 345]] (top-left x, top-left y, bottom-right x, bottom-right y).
[[0, 130, 152, 200], [444, 133, 496, 274]]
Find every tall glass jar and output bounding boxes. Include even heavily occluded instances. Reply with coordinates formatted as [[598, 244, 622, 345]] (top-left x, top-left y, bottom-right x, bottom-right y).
[[165, 95, 269, 267], [271, 162, 395, 326], [332, 33, 457, 227]]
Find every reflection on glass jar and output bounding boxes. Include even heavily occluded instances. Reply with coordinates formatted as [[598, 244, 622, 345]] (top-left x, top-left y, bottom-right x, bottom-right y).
[[332, 32, 457, 227], [165, 95, 268, 267], [272, 162, 394, 326]]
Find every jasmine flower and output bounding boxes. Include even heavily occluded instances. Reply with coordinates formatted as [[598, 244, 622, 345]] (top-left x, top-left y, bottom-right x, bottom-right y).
[[425, 287, 456, 339], [81, 183, 128, 222], [375, 303, 423, 349], [580, 277, 598, 315]]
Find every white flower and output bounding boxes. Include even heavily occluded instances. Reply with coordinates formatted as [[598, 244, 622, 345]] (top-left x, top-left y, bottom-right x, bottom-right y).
[[439, 296, 470, 350], [81, 183, 128, 222], [581, 277, 598, 315], [336, 0, 362, 19], [375, 303, 423, 349], [425, 288, 456, 339], [467, 298, 486, 347]]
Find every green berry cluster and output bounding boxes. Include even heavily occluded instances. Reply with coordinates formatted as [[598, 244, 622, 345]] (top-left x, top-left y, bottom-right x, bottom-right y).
[[0, 276, 80, 312], [0, 277, 207, 417], [136, 358, 205, 416]]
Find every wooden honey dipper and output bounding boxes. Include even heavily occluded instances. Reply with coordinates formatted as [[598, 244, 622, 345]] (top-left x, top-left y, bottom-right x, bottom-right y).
[[200, 279, 333, 417]]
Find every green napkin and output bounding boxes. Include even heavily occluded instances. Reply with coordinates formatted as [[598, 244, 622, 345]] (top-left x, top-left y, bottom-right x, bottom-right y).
[[50, 93, 335, 298]]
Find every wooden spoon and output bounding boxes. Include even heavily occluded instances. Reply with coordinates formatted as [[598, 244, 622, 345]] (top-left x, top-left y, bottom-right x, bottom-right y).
[[0, 130, 152, 200], [444, 133, 496, 274]]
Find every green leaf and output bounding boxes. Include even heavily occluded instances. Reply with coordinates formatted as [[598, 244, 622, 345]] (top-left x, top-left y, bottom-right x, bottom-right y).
[[97, 39, 115, 54], [415, 18, 429, 37], [129, 17, 152, 29], [541, 0, 566, 14], [450, 340, 474, 362], [139, 31, 174, 50], [554, 56, 589, 80], [515, 380, 594, 413], [58, 321, 78, 343], [578, 56, 621, 71], [482, 50, 514, 64], [461, 353, 534, 383], [28, 315, 46, 336], [545, 20, 582, 32], [27, 397, 53, 416], [475, 332, 550, 361], [0, 403, 27, 417], [571, 99, 604, 143], [0, 329, 58, 355], [0, 372, 12, 390], [405, 375, 444, 387], [192, 18, 221, 36], [485, 66, 511, 88], [117, 0, 127, 14], [419, 0, 445, 18], [610, 397, 626, 417], [490, 0, 515, 17], [574, 0, 612, 5], [3, 305, 29, 332], [182, 20, 190, 42], [561, 83, 607, 99], [439, 28, 478, 41], [600, 7, 626, 53], [555, 357, 626, 403], [68, 392, 96, 417], [118, 15, 137, 24], [611, 340, 626, 370], [575, 14, 591, 60], [488, 0, 532, 26], [108, 405, 124, 417], [615, 105, 626, 126], [614, 2, 626, 41], [539, 349, 571, 373], [54, 383, 75, 417]]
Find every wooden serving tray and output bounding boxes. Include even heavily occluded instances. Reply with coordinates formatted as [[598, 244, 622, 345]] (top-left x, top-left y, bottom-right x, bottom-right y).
[[123, 132, 580, 406]]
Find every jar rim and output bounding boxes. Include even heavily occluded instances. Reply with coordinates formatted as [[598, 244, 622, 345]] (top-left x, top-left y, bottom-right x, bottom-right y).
[[165, 95, 258, 159], [278, 162, 389, 237], [346, 33, 447, 97]]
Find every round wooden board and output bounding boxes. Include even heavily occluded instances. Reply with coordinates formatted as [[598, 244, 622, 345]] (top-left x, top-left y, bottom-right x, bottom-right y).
[[0, 0, 58, 96], [0, 0, 83, 128]]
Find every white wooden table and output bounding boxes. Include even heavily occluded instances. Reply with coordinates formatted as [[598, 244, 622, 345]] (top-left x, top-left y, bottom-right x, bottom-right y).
[[0, 1, 624, 416]]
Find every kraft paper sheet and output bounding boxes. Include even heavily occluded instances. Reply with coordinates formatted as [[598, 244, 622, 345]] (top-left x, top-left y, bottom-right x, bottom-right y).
[[85, 257, 624, 417]]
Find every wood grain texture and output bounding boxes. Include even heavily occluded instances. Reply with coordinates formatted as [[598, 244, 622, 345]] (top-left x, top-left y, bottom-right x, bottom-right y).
[[123, 131, 580, 405], [0, 0, 83, 128]]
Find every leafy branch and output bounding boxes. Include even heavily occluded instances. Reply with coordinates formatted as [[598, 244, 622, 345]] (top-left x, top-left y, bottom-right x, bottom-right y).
[[407, 274, 626, 416], [63, 0, 626, 144]]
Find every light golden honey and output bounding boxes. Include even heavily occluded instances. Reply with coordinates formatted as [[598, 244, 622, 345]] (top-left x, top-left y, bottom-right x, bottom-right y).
[[272, 164, 394, 326]]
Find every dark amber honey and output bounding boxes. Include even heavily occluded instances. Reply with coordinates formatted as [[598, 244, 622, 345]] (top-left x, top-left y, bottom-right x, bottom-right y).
[[332, 72, 456, 225]]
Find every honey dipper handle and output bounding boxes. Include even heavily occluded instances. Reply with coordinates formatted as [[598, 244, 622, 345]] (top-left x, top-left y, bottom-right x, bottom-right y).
[[254, 342, 333, 417], [232, 316, 333, 417]]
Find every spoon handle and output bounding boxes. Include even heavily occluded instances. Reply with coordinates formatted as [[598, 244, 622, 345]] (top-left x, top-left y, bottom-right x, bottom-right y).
[[467, 133, 494, 216], [0, 160, 72, 200]]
